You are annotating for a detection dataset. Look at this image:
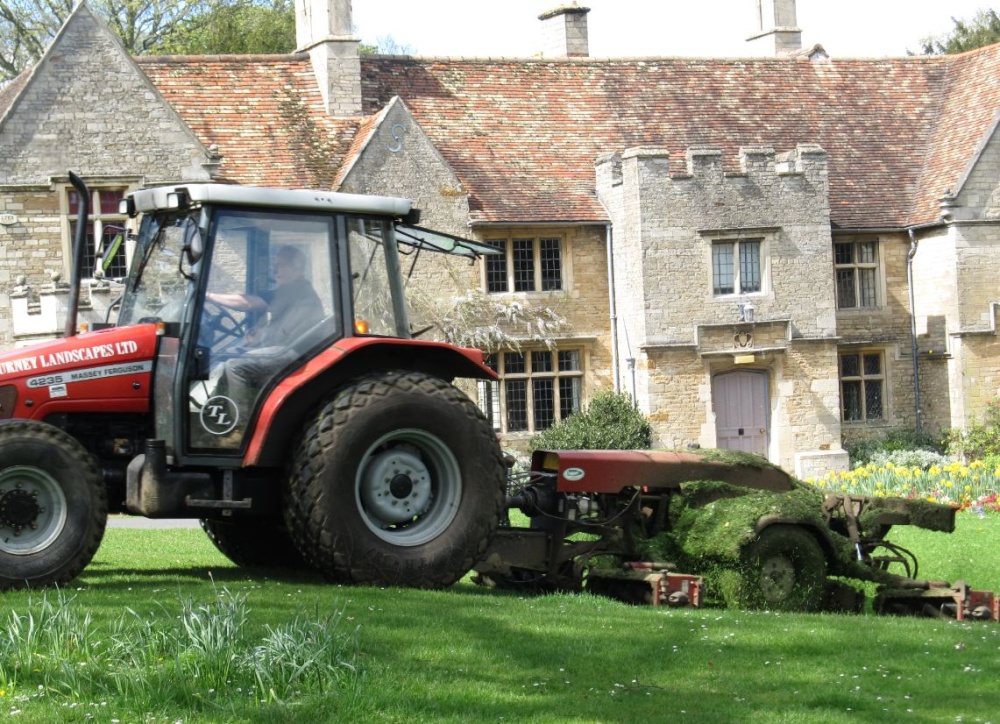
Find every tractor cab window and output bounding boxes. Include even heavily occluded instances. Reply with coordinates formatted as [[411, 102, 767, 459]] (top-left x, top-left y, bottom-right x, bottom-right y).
[[188, 209, 339, 451], [349, 218, 400, 336], [117, 212, 197, 327]]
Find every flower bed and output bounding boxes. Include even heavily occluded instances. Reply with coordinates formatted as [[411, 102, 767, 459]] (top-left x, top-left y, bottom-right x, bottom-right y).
[[809, 460, 1000, 515]]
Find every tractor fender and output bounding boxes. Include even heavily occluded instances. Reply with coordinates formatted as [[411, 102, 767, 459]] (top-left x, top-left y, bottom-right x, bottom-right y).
[[248, 337, 495, 467]]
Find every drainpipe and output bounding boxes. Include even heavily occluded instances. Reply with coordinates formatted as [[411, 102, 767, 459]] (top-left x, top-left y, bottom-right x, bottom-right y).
[[907, 228, 923, 431], [627, 356, 637, 408], [606, 224, 621, 392]]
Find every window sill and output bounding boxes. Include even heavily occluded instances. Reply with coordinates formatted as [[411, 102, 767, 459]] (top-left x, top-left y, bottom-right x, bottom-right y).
[[711, 292, 768, 299], [485, 289, 565, 298], [836, 306, 886, 314]]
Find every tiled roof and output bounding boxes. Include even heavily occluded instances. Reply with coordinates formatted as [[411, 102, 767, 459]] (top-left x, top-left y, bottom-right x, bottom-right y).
[[119, 45, 1000, 229], [332, 103, 389, 189], [137, 54, 360, 188], [0, 71, 31, 125], [911, 44, 1000, 225], [360, 53, 983, 228]]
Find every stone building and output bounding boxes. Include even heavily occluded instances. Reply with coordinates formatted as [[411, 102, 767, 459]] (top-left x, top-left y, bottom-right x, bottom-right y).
[[3, 0, 1000, 475]]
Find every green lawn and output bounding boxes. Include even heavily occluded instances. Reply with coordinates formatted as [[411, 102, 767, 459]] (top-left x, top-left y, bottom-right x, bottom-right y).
[[1, 515, 998, 723]]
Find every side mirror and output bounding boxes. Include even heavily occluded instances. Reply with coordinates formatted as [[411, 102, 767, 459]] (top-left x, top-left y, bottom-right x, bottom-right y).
[[183, 221, 203, 265], [178, 220, 203, 282]]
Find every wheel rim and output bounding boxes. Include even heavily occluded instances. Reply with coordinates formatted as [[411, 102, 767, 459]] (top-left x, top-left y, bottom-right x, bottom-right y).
[[758, 553, 796, 603], [356, 429, 462, 547], [0, 465, 69, 555]]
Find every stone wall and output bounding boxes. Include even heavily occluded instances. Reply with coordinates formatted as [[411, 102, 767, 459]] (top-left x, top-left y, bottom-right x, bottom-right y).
[[598, 144, 835, 348], [961, 319, 1000, 429], [0, 6, 208, 186], [0, 5, 211, 349], [598, 144, 844, 470], [338, 99, 478, 334], [0, 188, 61, 342], [343, 100, 615, 426], [639, 340, 843, 473], [596, 152, 646, 393], [834, 232, 919, 446], [921, 122, 1000, 430]]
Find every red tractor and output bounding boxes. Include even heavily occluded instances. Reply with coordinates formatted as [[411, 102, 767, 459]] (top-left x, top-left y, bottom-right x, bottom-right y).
[[0, 173, 507, 590]]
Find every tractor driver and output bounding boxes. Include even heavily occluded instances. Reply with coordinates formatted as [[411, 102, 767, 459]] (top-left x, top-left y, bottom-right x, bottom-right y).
[[206, 244, 323, 348], [202, 245, 324, 435]]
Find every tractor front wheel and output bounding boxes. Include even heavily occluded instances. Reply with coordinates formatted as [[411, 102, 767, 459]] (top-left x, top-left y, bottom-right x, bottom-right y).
[[285, 370, 506, 588], [0, 421, 106, 590], [737, 524, 827, 611]]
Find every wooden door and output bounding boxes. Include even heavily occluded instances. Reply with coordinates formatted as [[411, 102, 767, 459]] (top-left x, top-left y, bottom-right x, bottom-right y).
[[713, 370, 769, 456]]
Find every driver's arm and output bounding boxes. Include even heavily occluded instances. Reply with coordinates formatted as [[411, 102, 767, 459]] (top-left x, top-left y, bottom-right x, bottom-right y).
[[206, 290, 267, 314]]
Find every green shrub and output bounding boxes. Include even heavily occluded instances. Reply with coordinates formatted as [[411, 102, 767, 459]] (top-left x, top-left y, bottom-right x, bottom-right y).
[[946, 397, 1000, 460], [847, 427, 945, 467], [865, 448, 950, 470], [982, 453, 1000, 471], [529, 390, 652, 451]]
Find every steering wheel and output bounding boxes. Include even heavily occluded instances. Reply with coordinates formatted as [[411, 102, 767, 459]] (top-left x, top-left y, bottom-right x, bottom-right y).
[[201, 300, 250, 349]]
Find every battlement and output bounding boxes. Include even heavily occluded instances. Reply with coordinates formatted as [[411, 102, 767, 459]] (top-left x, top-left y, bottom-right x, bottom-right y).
[[596, 143, 828, 183], [595, 140, 835, 345]]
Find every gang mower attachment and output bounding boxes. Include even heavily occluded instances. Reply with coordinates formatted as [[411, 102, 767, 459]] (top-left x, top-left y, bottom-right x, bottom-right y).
[[474, 449, 998, 620]]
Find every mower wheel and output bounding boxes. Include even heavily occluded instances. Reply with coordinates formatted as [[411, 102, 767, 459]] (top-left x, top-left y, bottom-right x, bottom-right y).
[[285, 370, 506, 588], [201, 518, 312, 569], [737, 524, 827, 611], [0, 420, 106, 590]]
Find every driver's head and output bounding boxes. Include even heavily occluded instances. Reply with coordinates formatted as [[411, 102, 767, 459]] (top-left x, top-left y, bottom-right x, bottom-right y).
[[274, 245, 307, 285]]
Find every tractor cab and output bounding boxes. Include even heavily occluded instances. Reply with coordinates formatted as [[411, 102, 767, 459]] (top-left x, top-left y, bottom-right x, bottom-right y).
[[114, 183, 494, 462], [0, 176, 507, 591]]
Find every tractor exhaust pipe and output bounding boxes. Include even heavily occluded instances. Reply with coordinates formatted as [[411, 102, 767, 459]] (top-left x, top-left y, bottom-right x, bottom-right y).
[[66, 171, 91, 338]]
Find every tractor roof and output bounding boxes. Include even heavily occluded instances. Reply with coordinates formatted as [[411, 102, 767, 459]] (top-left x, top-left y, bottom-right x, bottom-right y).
[[126, 183, 413, 219]]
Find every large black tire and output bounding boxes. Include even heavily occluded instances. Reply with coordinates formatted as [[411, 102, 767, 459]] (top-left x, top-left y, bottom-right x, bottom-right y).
[[736, 525, 827, 612], [0, 420, 107, 590], [284, 370, 506, 588], [201, 518, 312, 569]]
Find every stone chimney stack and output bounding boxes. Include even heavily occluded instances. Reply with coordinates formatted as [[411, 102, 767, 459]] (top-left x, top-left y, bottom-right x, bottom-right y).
[[539, 3, 590, 58], [296, 0, 362, 116], [746, 0, 802, 56]]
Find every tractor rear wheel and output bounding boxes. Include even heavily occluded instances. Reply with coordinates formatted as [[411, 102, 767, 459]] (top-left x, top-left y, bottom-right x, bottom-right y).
[[201, 518, 311, 569], [0, 420, 106, 590], [737, 524, 827, 611], [284, 370, 506, 588]]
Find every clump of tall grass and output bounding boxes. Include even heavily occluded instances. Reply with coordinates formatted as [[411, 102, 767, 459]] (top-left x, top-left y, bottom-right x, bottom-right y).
[[0, 585, 361, 714]]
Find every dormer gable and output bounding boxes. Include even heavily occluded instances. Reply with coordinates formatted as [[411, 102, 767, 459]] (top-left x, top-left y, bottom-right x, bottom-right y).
[[336, 96, 465, 201], [0, 1, 213, 185]]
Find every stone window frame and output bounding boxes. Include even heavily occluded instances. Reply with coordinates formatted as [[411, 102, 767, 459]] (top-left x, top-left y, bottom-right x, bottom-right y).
[[477, 347, 584, 434], [709, 235, 769, 298], [839, 348, 887, 424], [482, 232, 565, 294], [60, 180, 138, 282], [834, 238, 883, 310]]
